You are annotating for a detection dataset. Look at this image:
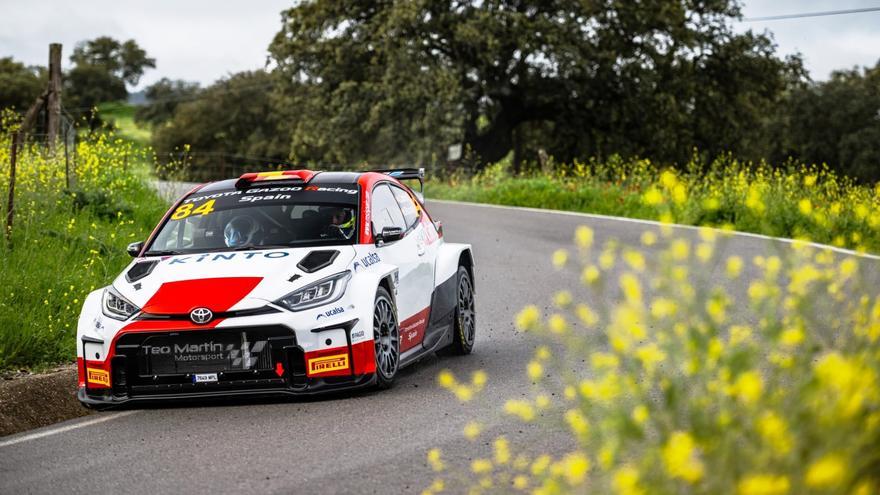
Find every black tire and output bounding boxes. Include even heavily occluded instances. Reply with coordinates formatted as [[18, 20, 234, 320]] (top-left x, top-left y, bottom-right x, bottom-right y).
[[373, 286, 400, 389], [450, 266, 476, 355]]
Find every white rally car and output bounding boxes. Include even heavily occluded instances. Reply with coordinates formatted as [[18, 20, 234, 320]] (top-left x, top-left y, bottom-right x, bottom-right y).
[[76, 169, 475, 407]]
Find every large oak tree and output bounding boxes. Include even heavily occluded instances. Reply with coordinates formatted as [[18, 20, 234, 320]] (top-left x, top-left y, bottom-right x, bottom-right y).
[[268, 0, 801, 168]]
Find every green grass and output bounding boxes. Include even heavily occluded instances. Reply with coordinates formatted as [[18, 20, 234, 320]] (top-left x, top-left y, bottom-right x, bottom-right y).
[[97, 102, 152, 148], [0, 129, 167, 371], [428, 156, 880, 253]]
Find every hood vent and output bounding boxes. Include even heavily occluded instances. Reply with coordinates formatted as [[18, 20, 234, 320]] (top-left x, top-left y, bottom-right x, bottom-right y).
[[296, 250, 339, 274], [126, 260, 158, 283]]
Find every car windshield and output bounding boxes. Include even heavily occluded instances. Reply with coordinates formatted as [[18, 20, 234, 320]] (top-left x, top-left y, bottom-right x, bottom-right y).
[[145, 183, 359, 254]]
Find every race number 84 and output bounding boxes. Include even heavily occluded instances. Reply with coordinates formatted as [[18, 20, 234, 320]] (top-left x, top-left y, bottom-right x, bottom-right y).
[[171, 200, 215, 220]]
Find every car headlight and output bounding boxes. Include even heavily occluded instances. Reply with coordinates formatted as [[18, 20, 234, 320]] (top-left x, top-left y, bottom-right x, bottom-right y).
[[276, 270, 351, 312], [102, 286, 140, 320]]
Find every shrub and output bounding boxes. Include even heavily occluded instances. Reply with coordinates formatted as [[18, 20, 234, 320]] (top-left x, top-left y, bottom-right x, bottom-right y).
[[429, 156, 880, 253], [430, 226, 879, 494], [0, 124, 169, 370]]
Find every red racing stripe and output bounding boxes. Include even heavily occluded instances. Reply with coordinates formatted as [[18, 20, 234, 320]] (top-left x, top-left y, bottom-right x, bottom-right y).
[[141, 277, 263, 314]]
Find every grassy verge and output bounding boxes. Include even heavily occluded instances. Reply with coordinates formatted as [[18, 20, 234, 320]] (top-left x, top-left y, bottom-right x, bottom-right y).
[[0, 123, 167, 371], [97, 102, 152, 148], [428, 156, 880, 253]]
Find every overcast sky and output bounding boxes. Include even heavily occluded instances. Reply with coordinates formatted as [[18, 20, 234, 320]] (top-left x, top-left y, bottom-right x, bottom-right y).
[[1, 0, 878, 90]]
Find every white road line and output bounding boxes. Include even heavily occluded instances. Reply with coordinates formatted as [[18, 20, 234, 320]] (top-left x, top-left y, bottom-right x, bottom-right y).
[[429, 198, 880, 261], [0, 410, 140, 449]]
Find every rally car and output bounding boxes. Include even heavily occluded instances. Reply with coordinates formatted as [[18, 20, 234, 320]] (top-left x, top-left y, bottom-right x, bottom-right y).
[[76, 168, 475, 407]]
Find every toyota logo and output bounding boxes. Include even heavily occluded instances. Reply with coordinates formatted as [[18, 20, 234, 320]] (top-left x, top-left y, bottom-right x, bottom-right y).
[[190, 307, 213, 325]]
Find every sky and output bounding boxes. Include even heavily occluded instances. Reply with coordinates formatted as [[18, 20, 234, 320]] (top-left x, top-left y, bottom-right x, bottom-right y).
[[0, 0, 878, 91]]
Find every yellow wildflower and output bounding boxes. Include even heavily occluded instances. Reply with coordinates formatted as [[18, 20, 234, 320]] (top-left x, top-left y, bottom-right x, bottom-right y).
[[726, 256, 743, 278], [463, 421, 482, 440], [427, 448, 445, 471], [504, 400, 536, 422], [757, 411, 792, 455], [730, 370, 763, 405], [560, 452, 589, 486], [574, 225, 594, 248], [576, 304, 599, 326], [631, 405, 649, 426], [494, 436, 510, 465], [581, 265, 601, 285], [737, 474, 790, 495], [662, 431, 704, 483], [527, 361, 543, 381], [613, 465, 645, 495], [548, 314, 568, 334], [643, 187, 664, 206], [670, 239, 689, 260], [553, 290, 572, 308], [437, 370, 455, 389], [531, 455, 551, 476], [620, 273, 643, 305], [471, 459, 492, 474], [552, 249, 568, 269], [564, 409, 590, 438], [623, 249, 646, 271], [805, 454, 847, 489], [515, 305, 541, 331]]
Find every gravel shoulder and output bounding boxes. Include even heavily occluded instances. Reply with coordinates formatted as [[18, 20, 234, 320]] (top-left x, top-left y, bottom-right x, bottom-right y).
[[0, 364, 89, 437]]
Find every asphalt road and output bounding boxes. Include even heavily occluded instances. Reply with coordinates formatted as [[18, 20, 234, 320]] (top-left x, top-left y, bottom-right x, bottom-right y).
[[1, 198, 878, 494]]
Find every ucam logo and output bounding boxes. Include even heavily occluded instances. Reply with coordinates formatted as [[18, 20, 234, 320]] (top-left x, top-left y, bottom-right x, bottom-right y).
[[353, 252, 380, 271], [316, 306, 345, 320]]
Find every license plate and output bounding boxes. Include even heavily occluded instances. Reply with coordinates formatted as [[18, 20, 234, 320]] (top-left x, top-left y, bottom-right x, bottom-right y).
[[192, 373, 218, 383]]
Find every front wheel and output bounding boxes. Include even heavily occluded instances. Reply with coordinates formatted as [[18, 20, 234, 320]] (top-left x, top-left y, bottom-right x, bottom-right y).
[[450, 266, 476, 355], [373, 286, 399, 389]]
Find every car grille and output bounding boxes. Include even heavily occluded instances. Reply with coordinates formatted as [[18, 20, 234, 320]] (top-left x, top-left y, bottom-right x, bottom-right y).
[[112, 326, 298, 397]]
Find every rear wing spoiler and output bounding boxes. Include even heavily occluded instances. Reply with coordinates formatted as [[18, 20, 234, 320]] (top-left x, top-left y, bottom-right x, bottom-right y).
[[373, 168, 425, 202]]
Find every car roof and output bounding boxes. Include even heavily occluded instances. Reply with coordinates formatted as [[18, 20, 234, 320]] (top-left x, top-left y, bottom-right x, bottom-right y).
[[194, 170, 404, 194]]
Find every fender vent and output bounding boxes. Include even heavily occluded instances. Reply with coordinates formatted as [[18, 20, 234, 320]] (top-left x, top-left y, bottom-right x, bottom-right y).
[[297, 250, 339, 273], [126, 260, 158, 283]]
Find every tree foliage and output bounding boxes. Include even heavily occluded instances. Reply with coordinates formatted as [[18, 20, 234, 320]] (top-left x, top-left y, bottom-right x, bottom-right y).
[[0, 57, 45, 116], [134, 78, 201, 126], [151, 71, 289, 177], [268, 0, 802, 169], [70, 36, 156, 86], [774, 62, 880, 183], [65, 37, 155, 113]]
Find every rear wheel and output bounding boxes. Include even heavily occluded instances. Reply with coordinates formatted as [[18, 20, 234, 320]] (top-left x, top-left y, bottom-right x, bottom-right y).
[[450, 266, 476, 355], [373, 286, 399, 389]]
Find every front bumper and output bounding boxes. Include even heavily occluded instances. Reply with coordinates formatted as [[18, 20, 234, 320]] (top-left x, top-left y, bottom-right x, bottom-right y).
[[78, 322, 376, 408], [78, 373, 376, 408]]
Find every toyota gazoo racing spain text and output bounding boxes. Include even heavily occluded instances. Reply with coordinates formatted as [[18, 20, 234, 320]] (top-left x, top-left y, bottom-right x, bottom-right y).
[[75, 168, 476, 407]]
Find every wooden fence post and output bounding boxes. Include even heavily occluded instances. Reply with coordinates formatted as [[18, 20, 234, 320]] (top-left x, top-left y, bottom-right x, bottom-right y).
[[47, 43, 62, 154], [5, 132, 18, 247], [64, 126, 70, 190]]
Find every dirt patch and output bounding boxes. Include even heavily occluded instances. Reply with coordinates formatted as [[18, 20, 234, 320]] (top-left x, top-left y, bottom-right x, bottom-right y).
[[0, 364, 91, 437]]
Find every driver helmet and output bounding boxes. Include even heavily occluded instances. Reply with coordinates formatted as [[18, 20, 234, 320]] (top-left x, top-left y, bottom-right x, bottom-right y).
[[320, 206, 355, 239], [223, 215, 260, 247]]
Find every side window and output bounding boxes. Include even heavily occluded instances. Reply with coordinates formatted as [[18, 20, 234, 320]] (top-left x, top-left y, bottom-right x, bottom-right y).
[[371, 184, 406, 233], [390, 185, 419, 229]]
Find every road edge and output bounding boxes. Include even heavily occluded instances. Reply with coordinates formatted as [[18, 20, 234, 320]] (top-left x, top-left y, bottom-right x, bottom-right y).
[[426, 198, 880, 260]]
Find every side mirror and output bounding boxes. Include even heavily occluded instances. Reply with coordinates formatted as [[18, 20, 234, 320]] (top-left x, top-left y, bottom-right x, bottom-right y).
[[127, 241, 144, 257], [377, 226, 404, 245]]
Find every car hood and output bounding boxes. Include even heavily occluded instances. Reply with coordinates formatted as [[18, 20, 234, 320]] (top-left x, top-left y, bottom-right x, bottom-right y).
[[112, 246, 356, 312]]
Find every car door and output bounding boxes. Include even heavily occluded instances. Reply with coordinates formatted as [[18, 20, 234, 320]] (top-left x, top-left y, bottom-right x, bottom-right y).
[[371, 183, 431, 353], [389, 184, 443, 348]]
